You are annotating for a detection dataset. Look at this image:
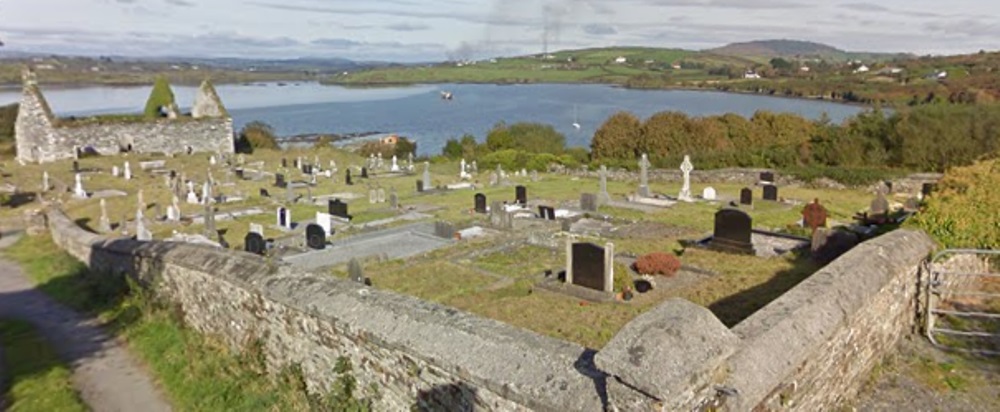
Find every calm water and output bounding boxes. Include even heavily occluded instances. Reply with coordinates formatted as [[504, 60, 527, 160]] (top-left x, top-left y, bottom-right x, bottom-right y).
[[0, 82, 864, 156]]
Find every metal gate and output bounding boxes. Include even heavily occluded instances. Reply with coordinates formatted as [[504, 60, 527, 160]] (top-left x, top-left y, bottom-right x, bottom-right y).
[[925, 249, 1000, 355]]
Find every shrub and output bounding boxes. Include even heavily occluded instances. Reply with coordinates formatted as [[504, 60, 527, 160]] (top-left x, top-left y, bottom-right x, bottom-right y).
[[143, 77, 176, 118], [235, 121, 279, 153], [633, 252, 682, 277], [914, 159, 1000, 249]]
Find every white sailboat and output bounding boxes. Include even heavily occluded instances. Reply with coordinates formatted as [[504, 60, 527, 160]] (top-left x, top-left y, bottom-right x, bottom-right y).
[[572, 105, 581, 130]]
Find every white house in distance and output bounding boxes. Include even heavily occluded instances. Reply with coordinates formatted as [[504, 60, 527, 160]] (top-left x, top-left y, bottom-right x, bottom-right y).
[[854, 64, 871, 74], [614, 56, 628, 64], [744, 70, 762, 79]]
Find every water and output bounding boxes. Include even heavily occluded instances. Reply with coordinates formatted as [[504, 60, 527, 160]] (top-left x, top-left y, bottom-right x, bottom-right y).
[[0, 82, 864, 156]]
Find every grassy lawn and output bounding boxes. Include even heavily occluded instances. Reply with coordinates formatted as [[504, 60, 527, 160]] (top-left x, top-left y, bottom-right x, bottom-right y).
[[4, 235, 349, 411], [0, 319, 87, 412]]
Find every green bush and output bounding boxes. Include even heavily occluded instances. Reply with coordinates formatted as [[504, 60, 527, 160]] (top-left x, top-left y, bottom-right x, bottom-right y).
[[143, 77, 176, 118], [783, 166, 902, 186], [526, 153, 558, 171], [915, 159, 1000, 249], [235, 121, 280, 153]]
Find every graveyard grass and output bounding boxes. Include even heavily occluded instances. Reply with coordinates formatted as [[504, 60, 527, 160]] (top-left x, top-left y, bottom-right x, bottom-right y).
[[10, 148, 885, 349], [3, 234, 322, 411], [0, 319, 87, 412]]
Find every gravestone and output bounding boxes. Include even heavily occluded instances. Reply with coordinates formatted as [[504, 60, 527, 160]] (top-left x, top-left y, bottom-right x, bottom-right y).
[[249, 223, 264, 235], [538, 206, 556, 221], [316, 212, 334, 235], [921, 183, 936, 199], [277, 207, 289, 228], [434, 221, 455, 239], [41, 171, 50, 192], [369, 188, 377, 204], [870, 191, 890, 218], [811, 228, 860, 264], [580, 193, 598, 212], [329, 199, 350, 220], [361, 167, 368, 179], [678, 155, 694, 202], [489, 201, 513, 229], [740, 187, 753, 206], [598, 165, 611, 205], [260, 188, 270, 198], [377, 188, 386, 204], [538, 206, 547, 219], [275, 174, 287, 188], [98, 199, 112, 232], [235, 169, 245, 180], [422, 162, 432, 191], [711, 208, 755, 255], [702, 187, 717, 201], [637, 154, 651, 197], [345, 169, 353, 185], [348, 258, 365, 284], [281, 158, 288, 168], [760, 171, 775, 183], [306, 224, 326, 250], [571, 243, 611, 292], [515, 186, 527, 205], [73, 173, 87, 199], [416, 180, 424, 193], [474, 193, 487, 214], [801, 199, 828, 233], [904, 197, 921, 213], [72, 160, 80, 173], [203, 204, 217, 239], [762, 184, 778, 201], [389, 191, 398, 209]]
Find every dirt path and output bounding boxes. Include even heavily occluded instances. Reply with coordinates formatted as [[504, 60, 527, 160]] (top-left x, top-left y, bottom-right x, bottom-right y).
[[0, 233, 171, 412]]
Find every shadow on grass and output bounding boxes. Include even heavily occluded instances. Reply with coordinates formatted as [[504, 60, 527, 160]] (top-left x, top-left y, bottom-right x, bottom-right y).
[[708, 251, 820, 327]]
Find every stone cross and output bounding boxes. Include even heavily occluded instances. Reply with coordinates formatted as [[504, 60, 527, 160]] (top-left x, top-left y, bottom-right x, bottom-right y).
[[638, 154, 651, 198], [678, 155, 694, 202], [408, 152, 414, 166], [73, 174, 87, 199], [598, 165, 611, 205], [98, 199, 111, 232], [124, 162, 132, 180], [460, 159, 468, 179]]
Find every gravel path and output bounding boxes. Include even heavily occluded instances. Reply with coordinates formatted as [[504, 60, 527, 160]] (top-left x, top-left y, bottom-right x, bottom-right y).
[[0, 233, 171, 412]]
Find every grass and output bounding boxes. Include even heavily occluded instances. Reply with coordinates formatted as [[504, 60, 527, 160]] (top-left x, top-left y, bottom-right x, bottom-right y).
[[3, 234, 341, 411], [0, 319, 87, 412]]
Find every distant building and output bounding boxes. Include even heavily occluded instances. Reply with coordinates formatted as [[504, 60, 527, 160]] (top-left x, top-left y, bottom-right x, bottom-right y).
[[744, 71, 762, 79], [671, 63, 682, 70], [854, 65, 870, 73], [380, 135, 400, 146], [614, 56, 627, 64], [800, 66, 811, 72]]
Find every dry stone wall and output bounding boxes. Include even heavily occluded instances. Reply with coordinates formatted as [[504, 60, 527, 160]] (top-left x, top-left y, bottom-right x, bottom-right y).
[[45, 207, 938, 412]]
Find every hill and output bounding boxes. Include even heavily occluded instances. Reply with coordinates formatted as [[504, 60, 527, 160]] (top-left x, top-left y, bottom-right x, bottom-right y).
[[709, 39, 911, 62]]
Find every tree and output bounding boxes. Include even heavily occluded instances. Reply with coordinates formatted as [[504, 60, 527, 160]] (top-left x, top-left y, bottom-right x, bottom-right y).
[[235, 121, 279, 153], [144, 77, 176, 118], [592, 112, 642, 160], [770, 58, 793, 71], [484, 122, 565, 154]]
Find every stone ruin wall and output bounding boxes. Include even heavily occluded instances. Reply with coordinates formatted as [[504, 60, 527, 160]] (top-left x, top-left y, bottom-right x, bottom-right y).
[[43, 207, 939, 411], [15, 72, 234, 164]]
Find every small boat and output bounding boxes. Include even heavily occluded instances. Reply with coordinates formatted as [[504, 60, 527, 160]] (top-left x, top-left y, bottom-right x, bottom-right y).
[[572, 105, 581, 129], [440, 91, 454, 100]]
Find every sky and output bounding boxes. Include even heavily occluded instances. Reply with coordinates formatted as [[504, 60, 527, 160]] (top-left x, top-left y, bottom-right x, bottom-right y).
[[1, 0, 998, 62]]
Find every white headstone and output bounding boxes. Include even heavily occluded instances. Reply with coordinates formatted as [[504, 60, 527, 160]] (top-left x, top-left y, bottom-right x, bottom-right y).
[[202, 181, 211, 205], [186, 187, 199, 205], [391, 155, 400, 172], [42, 171, 50, 192], [460, 159, 470, 180], [73, 174, 87, 199], [98, 199, 112, 232], [112, 166, 120, 177], [210, 155, 217, 166], [124, 162, 132, 180], [283, 209, 292, 229], [249, 223, 264, 235], [678, 155, 694, 202], [638, 154, 651, 197], [702, 187, 717, 201], [316, 212, 333, 235]]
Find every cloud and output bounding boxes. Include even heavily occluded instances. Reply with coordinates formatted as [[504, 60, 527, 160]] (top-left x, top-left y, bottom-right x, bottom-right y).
[[641, 0, 811, 10], [384, 23, 430, 32], [164, 0, 195, 6], [582, 23, 617, 35], [838, 3, 888, 12], [924, 18, 1000, 37], [311, 38, 363, 48]]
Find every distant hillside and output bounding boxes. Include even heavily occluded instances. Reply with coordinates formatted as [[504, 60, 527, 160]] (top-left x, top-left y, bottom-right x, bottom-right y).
[[709, 39, 911, 62]]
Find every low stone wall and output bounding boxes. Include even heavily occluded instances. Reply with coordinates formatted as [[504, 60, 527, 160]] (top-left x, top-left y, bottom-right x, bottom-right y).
[[59, 118, 235, 158], [46, 207, 939, 411], [46, 209, 604, 411]]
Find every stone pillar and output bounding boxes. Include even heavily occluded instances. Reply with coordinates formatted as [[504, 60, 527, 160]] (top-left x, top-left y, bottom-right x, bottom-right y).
[[565, 236, 575, 285], [604, 242, 615, 293]]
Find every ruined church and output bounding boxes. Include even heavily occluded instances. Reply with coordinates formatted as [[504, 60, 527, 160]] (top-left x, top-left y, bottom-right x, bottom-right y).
[[15, 68, 235, 164]]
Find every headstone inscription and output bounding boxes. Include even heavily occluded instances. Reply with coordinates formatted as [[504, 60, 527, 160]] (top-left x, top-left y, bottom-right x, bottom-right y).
[[474, 193, 487, 214], [245, 232, 266, 255], [710, 208, 755, 255], [740, 188, 753, 206], [762, 184, 778, 201], [306, 224, 326, 250], [515, 186, 527, 206]]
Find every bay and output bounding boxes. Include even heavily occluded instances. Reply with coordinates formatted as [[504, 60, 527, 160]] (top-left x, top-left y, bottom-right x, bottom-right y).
[[0, 82, 864, 156]]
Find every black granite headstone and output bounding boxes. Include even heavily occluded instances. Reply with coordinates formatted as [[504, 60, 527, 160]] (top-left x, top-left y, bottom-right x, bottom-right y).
[[361, 167, 369, 178], [760, 171, 775, 183], [170, 170, 177, 178], [281, 158, 288, 168], [538, 205, 547, 219], [72, 161, 79, 173], [416, 180, 424, 193], [260, 188, 270, 198], [922, 182, 937, 198], [515, 186, 527, 205], [278, 207, 289, 227], [345, 169, 353, 185], [329, 199, 350, 219], [235, 169, 245, 180], [740, 187, 753, 205], [306, 224, 326, 250], [763, 184, 778, 201], [711, 208, 755, 255], [275, 173, 287, 188], [474, 193, 487, 214], [244, 232, 265, 255], [571, 243, 607, 291]]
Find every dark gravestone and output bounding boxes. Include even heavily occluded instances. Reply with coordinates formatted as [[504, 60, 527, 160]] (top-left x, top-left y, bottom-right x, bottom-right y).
[[72, 160, 79, 173], [740, 188, 753, 206], [259, 188, 270, 198], [329, 199, 350, 219], [275, 174, 287, 188], [281, 158, 288, 168], [474, 193, 487, 214], [434, 221, 455, 239], [515, 186, 527, 205], [760, 171, 775, 183], [244, 232, 265, 255], [345, 169, 353, 185], [538, 206, 547, 219], [543, 206, 557, 221], [361, 167, 369, 178], [348, 258, 365, 284], [302, 164, 312, 175], [416, 180, 424, 193], [801, 199, 828, 233], [170, 170, 177, 178], [278, 207, 289, 228], [581, 193, 598, 212], [571, 243, 607, 292], [711, 208, 755, 255], [306, 224, 326, 250], [922, 183, 937, 198], [811, 228, 860, 264], [235, 169, 245, 180], [762, 184, 778, 201]]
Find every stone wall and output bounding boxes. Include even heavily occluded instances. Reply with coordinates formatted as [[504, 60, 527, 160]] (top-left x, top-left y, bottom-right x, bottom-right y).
[[45, 207, 939, 411], [15, 69, 234, 164]]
